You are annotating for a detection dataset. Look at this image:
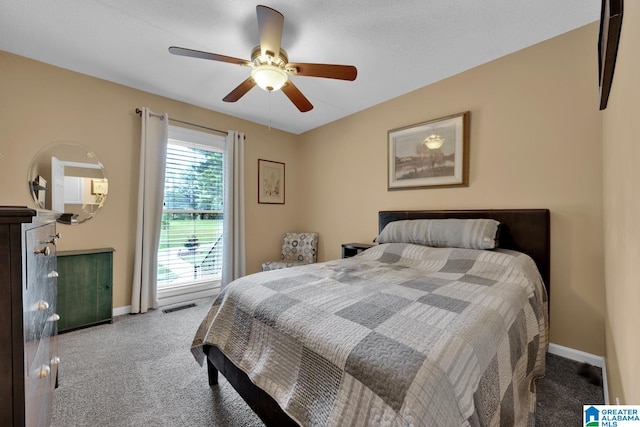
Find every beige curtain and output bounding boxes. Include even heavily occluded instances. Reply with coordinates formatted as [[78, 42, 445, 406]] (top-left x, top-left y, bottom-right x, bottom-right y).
[[131, 107, 168, 313], [221, 131, 246, 288]]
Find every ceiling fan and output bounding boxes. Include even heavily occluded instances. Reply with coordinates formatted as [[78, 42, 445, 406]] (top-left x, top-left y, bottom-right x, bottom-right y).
[[169, 5, 357, 113]]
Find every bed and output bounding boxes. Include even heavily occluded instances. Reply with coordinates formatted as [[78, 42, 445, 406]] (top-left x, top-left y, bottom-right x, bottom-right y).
[[192, 209, 550, 426]]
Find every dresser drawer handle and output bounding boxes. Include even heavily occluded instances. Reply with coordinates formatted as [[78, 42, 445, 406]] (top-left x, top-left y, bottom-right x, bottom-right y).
[[51, 356, 61, 366], [34, 246, 51, 256], [37, 300, 50, 311], [48, 271, 59, 278], [45, 237, 59, 246], [48, 313, 60, 322], [36, 365, 51, 379]]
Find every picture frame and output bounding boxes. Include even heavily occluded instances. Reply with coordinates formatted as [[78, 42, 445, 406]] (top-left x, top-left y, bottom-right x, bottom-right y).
[[258, 159, 285, 204], [388, 111, 469, 190]]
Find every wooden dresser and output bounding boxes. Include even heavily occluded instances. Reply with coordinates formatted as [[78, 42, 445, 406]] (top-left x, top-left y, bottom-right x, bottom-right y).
[[0, 207, 60, 427]]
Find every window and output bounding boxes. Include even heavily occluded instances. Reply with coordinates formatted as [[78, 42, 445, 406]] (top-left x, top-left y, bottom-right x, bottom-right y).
[[156, 126, 225, 303]]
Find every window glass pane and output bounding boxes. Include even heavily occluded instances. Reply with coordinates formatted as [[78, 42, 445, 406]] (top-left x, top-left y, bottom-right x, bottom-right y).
[[157, 139, 223, 287]]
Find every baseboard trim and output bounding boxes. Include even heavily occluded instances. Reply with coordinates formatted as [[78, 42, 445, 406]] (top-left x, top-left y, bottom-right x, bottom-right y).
[[548, 343, 603, 367], [548, 343, 609, 404], [113, 305, 131, 316]]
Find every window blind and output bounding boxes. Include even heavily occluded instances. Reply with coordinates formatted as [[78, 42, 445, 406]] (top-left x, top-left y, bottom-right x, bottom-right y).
[[157, 140, 224, 287]]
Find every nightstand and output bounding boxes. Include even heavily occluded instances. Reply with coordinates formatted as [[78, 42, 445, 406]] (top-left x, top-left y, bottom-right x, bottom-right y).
[[341, 243, 375, 258]]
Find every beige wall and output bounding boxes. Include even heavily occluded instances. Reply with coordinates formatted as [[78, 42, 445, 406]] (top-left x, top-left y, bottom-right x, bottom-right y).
[[0, 51, 300, 309], [0, 22, 608, 357], [299, 23, 606, 356], [602, 1, 640, 404]]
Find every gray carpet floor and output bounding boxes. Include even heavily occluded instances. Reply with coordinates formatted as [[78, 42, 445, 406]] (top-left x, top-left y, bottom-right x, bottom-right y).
[[51, 297, 604, 426]]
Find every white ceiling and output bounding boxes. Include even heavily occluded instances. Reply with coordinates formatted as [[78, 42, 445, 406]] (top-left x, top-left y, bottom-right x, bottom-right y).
[[1, 1, 599, 134]]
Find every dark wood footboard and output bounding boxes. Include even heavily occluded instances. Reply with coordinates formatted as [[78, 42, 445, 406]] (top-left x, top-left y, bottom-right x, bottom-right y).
[[204, 344, 299, 426], [206, 355, 218, 386]]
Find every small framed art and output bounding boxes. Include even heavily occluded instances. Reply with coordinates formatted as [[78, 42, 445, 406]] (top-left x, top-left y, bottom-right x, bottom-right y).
[[91, 179, 108, 195], [258, 159, 285, 204], [388, 111, 469, 190]]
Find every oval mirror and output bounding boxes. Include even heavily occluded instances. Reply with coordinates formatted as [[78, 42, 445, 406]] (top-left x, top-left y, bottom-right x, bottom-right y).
[[28, 142, 108, 225]]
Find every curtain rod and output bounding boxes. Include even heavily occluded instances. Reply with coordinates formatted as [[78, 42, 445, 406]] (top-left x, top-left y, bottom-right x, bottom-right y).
[[135, 108, 228, 136]]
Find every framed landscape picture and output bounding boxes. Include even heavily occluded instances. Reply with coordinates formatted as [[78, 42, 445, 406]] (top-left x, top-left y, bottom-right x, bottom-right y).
[[388, 111, 469, 190], [258, 159, 285, 204]]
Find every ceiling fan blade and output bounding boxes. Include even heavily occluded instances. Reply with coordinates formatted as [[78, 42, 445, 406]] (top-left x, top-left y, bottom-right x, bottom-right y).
[[256, 5, 284, 59], [281, 80, 313, 112], [286, 63, 357, 81], [169, 46, 250, 66], [223, 77, 257, 102]]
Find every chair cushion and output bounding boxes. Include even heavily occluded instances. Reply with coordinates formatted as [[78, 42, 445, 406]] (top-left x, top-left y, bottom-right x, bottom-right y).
[[261, 261, 310, 272], [281, 232, 318, 263], [261, 232, 318, 272]]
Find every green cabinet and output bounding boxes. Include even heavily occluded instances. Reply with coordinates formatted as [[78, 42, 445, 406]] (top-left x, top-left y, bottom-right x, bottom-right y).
[[57, 248, 114, 333]]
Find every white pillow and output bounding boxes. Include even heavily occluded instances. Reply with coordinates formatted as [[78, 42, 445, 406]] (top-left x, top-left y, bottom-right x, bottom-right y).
[[376, 218, 500, 249]]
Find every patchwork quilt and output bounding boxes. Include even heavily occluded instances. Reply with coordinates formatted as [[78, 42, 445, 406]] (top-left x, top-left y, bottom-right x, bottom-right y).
[[192, 243, 548, 426]]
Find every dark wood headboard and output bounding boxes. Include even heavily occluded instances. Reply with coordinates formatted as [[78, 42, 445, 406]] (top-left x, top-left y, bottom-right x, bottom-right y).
[[378, 209, 550, 293]]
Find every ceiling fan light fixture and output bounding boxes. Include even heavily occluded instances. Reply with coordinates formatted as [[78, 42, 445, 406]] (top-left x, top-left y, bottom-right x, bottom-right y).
[[251, 64, 288, 92], [169, 6, 355, 112]]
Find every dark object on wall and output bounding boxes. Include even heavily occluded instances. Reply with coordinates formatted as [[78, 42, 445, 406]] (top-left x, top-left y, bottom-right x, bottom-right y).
[[598, 0, 624, 110]]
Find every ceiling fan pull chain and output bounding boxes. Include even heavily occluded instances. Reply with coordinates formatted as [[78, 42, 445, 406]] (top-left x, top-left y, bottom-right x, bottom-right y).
[[268, 91, 272, 132]]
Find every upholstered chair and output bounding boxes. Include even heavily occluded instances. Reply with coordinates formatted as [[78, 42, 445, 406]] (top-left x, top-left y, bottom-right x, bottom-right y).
[[261, 232, 318, 271]]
